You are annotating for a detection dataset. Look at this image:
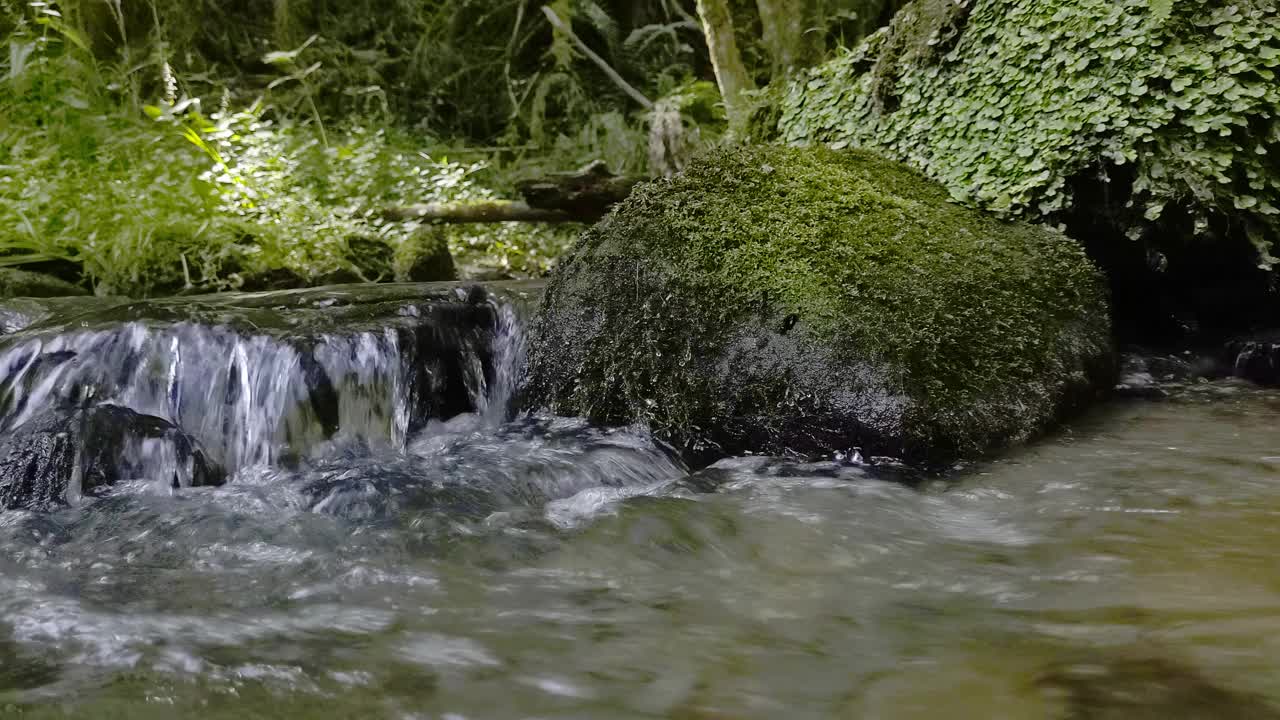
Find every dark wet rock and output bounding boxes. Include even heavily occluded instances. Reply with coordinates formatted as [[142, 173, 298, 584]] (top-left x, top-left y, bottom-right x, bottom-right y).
[[1037, 656, 1280, 720], [526, 145, 1114, 467], [6, 257, 85, 287], [0, 268, 88, 299], [1226, 332, 1280, 386], [0, 404, 223, 511], [0, 283, 531, 475], [1113, 352, 1221, 399]]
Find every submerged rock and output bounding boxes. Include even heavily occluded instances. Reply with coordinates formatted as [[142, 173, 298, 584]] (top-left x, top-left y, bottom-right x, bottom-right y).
[[0, 404, 222, 511], [1037, 656, 1280, 720], [295, 415, 684, 524], [526, 145, 1113, 466]]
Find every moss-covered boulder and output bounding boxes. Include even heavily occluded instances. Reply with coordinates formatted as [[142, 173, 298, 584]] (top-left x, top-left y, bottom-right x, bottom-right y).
[[525, 145, 1113, 466], [398, 227, 458, 282], [0, 268, 88, 298], [776, 0, 1280, 342]]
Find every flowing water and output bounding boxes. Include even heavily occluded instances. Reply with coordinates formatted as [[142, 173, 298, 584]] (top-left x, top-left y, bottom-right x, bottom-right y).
[[1, 285, 1279, 719]]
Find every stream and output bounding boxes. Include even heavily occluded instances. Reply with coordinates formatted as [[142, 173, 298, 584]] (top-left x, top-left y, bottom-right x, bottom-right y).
[[0, 283, 1278, 719]]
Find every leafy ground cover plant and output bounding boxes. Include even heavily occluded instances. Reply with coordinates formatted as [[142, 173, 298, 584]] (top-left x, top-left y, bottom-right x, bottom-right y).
[[1, 2, 575, 295], [779, 0, 1280, 265]]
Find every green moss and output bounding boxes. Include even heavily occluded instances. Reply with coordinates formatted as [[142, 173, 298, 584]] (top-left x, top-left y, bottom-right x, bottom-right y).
[[778, 0, 1280, 264], [0, 268, 87, 298], [529, 145, 1112, 464], [397, 227, 458, 282]]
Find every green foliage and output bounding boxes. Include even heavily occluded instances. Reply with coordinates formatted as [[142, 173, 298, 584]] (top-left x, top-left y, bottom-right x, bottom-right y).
[[531, 144, 1112, 462], [823, 0, 910, 47], [0, 3, 569, 296], [778, 0, 1280, 266], [1, 0, 909, 297], [54, 0, 709, 150], [665, 79, 727, 125]]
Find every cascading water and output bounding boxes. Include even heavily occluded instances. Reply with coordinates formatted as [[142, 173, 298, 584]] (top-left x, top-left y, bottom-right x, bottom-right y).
[[477, 302, 526, 426], [0, 282, 684, 513], [2, 285, 1280, 718], [0, 285, 525, 503]]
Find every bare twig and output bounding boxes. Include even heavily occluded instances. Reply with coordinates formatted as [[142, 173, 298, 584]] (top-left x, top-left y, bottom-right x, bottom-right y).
[[541, 6, 653, 110], [504, 0, 528, 118]]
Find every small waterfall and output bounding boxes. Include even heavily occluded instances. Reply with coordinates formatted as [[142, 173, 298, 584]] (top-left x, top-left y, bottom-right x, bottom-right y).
[[0, 286, 521, 502], [474, 302, 526, 427], [0, 323, 417, 470]]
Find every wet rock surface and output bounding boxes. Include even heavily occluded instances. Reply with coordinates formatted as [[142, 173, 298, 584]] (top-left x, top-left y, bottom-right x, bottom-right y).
[[0, 296, 115, 335], [1113, 351, 1222, 399], [0, 404, 222, 511], [1225, 331, 1280, 386]]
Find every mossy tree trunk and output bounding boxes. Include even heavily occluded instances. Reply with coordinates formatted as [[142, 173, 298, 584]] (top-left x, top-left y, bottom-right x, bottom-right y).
[[695, 0, 756, 137], [756, 0, 821, 77], [273, 0, 295, 47]]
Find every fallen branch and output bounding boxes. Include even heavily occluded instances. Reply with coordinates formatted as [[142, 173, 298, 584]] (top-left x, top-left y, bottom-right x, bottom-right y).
[[385, 162, 645, 224], [382, 201, 581, 224], [516, 160, 643, 217]]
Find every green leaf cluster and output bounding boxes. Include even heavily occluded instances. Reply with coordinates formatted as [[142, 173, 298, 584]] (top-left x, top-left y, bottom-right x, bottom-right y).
[[778, 0, 1280, 266]]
